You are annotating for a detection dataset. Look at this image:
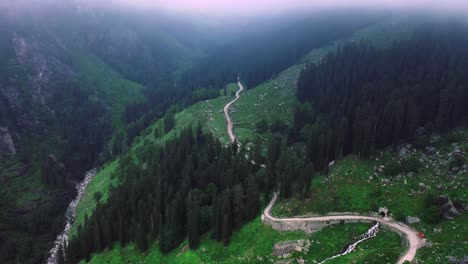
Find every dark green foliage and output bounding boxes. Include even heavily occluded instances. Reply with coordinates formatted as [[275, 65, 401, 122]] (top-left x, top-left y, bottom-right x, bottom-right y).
[[182, 12, 380, 89], [401, 156, 421, 173], [56, 246, 65, 264], [66, 125, 315, 262], [163, 112, 176, 133], [384, 159, 401, 176], [66, 127, 259, 262], [295, 23, 468, 170], [423, 205, 442, 224], [450, 155, 466, 168], [93, 192, 103, 203], [255, 120, 269, 134], [270, 120, 289, 134], [187, 191, 201, 249], [422, 194, 442, 224]]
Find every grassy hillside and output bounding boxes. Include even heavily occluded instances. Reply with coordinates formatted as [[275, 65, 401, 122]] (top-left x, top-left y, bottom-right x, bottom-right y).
[[0, 156, 70, 262], [272, 129, 468, 263], [70, 16, 429, 263], [70, 48, 144, 128], [71, 84, 238, 235], [230, 16, 420, 146], [79, 218, 402, 264]]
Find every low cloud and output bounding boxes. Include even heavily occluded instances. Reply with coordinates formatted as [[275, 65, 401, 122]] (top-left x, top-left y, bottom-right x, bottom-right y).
[[2, 0, 468, 16]]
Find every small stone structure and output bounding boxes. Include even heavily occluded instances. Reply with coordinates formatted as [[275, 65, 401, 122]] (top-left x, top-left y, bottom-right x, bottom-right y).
[[379, 207, 389, 218]]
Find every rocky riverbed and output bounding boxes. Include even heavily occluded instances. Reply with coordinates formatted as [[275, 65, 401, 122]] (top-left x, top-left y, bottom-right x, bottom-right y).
[[47, 169, 96, 264]]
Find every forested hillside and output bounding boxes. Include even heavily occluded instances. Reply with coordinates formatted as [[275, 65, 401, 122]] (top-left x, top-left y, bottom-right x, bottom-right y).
[[0, 7, 229, 263], [181, 12, 382, 89], [294, 23, 468, 170], [65, 126, 314, 263]]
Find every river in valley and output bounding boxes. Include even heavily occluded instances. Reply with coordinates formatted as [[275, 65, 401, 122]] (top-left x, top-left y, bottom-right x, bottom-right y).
[[47, 169, 96, 264]]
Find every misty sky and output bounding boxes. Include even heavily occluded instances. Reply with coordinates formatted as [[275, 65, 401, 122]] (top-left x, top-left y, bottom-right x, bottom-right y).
[[2, 0, 468, 15]]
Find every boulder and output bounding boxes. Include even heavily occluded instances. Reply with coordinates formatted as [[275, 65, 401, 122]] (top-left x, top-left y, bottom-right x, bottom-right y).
[[424, 146, 437, 156], [399, 146, 410, 158], [448, 256, 468, 264], [434, 195, 460, 219], [406, 216, 421, 225]]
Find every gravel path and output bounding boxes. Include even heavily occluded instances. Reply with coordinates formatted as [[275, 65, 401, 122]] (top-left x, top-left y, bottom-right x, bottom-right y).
[[223, 80, 244, 144], [262, 192, 426, 264]]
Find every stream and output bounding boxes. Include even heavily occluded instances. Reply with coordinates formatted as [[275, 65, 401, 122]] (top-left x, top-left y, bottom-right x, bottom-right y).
[[47, 169, 97, 264], [318, 222, 380, 264]]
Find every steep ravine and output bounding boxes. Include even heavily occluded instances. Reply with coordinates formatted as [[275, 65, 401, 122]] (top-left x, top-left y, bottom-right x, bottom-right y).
[[47, 169, 97, 264]]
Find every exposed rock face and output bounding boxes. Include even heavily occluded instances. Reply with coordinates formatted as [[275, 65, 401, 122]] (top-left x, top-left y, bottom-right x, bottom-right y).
[[0, 30, 74, 152], [448, 256, 468, 264], [0, 127, 15, 154], [48, 154, 66, 171], [272, 240, 310, 258], [435, 195, 460, 219]]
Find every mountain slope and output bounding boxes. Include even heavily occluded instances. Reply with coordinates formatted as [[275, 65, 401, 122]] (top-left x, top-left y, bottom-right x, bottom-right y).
[[181, 11, 383, 90], [0, 8, 219, 263], [69, 16, 426, 263]]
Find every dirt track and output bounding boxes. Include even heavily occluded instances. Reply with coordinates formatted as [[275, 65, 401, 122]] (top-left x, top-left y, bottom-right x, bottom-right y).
[[262, 192, 426, 264], [223, 81, 244, 144]]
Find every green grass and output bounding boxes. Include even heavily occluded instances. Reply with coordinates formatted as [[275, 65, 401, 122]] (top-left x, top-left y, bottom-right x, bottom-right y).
[[230, 16, 422, 148], [72, 16, 433, 263], [80, 218, 403, 264], [272, 129, 468, 262], [0, 156, 72, 263], [232, 66, 299, 145], [323, 227, 403, 264], [417, 213, 468, 263], [70, 48, 144, 128], [133, 85, 237, 149], [72, 84, 237, 235], [219, 83, 239, 97], [71, 160, 120, 237], [0, 158, 44, 214], [273, 130, 468, 218]]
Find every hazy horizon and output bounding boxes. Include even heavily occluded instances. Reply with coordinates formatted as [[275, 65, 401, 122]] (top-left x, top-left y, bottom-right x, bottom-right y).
[[2, 0, 468, 17]]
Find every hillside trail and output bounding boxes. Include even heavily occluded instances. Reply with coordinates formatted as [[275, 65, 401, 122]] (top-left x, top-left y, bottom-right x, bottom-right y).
[[262, 192, 426, 264], [223, 78, 244, 144], [221, 80, 425, 263]]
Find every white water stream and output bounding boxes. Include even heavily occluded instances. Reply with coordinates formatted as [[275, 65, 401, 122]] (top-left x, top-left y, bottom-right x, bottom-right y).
[[47, 169, 96, 264], [318, 222, 380, 264]]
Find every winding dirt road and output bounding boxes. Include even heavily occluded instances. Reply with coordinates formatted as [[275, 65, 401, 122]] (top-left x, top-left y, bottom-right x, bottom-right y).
[[223, 80, 244, 144], [262, 193, 426, 264], [221, 80, 424, 263]]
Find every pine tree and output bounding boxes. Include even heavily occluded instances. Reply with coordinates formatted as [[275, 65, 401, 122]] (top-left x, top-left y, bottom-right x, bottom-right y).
[[187, 192, 200, 249]]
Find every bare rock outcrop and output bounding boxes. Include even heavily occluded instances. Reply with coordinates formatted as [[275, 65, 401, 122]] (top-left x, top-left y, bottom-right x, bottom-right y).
[[0, 127, 16, 154], [435, 195, 460, 219], [273, 239, 310, 258]]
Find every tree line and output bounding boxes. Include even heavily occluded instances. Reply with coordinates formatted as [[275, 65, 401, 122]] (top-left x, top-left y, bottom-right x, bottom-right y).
[[64, 126, 314, 263], [293, 23, 468, 170], [180, 12, 380, 90]]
